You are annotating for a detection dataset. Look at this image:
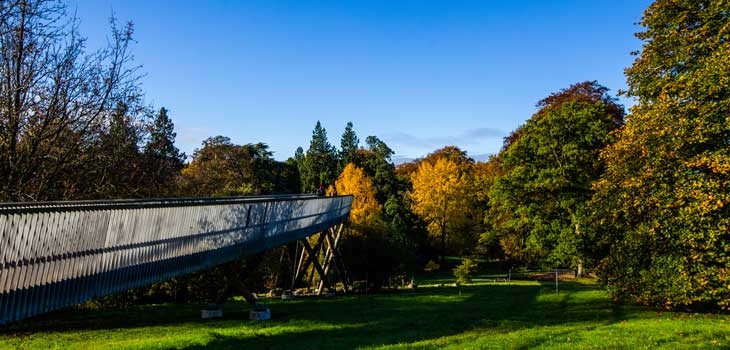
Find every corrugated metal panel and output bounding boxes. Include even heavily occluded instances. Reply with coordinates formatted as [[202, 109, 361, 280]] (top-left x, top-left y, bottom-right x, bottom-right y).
[[0, 195, 352, 324]]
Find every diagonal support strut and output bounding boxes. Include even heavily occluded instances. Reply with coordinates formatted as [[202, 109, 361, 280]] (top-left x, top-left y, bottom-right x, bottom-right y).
[[291, 223, 350, 295]]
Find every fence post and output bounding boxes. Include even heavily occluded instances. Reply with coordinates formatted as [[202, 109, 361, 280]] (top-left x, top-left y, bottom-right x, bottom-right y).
[[555, 268, 558, 293]]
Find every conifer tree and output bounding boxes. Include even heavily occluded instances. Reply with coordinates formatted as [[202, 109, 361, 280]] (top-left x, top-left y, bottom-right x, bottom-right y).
[[143, 107, 185, 196], [300, 121, 338, 193], [92, 102, 144, 198], [339, 121, 359, 172], [360, 136, 397, 204]]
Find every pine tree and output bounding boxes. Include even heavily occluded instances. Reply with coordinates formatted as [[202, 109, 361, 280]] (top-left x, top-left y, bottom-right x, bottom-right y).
[[91, 102, 144, 198], [361, 136, 397, 204], [144, 107, 185, 196], [339, 121, 359, 172], [300, 121, 338, 193]]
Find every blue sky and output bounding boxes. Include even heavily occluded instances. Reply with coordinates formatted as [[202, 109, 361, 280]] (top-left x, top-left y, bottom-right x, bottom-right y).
[[72, 0, 652, 162]]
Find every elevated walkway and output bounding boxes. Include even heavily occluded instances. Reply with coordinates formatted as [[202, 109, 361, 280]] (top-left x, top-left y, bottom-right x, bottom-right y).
[[0, 194, 352, 324]]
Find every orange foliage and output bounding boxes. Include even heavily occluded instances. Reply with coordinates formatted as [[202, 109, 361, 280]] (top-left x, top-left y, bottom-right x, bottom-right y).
[[335, 163, 381, 227]]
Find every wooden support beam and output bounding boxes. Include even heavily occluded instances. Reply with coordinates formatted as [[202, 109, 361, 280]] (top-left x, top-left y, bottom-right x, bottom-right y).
[[291, 223, 351, 295], [333, 224, 353, 289], [302, 237, 330, 292], [291, 231, 327, 291], [317, 225, 349, 294]]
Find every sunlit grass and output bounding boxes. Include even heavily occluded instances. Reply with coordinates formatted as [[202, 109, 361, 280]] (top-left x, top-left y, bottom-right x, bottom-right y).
[[2, 279, 729, 349]]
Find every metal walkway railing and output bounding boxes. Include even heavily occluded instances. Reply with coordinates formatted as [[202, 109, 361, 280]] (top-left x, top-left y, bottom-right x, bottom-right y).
[[0, 194, 352, 324]]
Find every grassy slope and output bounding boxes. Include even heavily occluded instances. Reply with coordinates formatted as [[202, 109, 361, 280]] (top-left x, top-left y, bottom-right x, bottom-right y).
[[1, 280, 729, 349]]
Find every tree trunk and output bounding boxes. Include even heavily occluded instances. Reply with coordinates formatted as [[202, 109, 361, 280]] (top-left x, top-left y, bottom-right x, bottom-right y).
[[574, 220, 583, 277], [577, 261, 583, 278], [441, 228, 446, 266]]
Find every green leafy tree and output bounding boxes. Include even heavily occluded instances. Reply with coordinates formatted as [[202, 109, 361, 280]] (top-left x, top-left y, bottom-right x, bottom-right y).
[[591, 0, 730, 310], [453, 258, 478, 284], [355, 136, 397, 204], [474, 157, 504, 257], [422, 145, 472, 166], [179, 136, 278, 196], [487, 81, 624, 270], [272, 158, 301, 194], [353, 134, 424, 276], [172, 136, 296, 303]]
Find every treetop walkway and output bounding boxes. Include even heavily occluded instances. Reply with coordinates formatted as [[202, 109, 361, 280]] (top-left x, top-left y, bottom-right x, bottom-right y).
[[0, 194, 352, 324]]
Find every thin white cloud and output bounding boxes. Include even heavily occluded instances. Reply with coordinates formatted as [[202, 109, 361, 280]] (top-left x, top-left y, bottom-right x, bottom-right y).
[[463, 127, 504, 139], [384, 127, 505, 149], [381, 127, 504, 160]]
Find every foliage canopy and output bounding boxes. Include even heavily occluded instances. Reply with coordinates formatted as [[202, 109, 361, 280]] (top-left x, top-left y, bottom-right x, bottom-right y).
[[592, 0, 730, 310]]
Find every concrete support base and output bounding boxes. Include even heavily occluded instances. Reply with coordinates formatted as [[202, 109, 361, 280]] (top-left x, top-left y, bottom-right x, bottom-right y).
[[249, 307, 271, 321]]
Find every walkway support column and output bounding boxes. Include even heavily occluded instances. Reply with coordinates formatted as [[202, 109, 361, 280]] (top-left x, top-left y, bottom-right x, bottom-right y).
[[291, 223, 350, 295]]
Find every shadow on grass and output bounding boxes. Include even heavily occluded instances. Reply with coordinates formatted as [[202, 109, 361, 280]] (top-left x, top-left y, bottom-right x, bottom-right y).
[[179, 281, 630, 349], [0, 281, 645, 349], [0, 301, 247, 335]]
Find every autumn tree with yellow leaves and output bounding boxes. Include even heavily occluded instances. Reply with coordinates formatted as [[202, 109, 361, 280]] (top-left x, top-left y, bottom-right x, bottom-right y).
[[410, 155, 474, 263], [591, 0, 730, 311], [335, 163, 382, 229], [335, 163, 408, 289]]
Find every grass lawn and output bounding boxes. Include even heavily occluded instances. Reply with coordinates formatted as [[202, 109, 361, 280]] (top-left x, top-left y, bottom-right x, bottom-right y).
[[1, 278, 729, 349]]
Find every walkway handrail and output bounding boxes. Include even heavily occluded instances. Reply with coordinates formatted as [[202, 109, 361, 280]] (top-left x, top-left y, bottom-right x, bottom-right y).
[[0, 194, 352, 324]]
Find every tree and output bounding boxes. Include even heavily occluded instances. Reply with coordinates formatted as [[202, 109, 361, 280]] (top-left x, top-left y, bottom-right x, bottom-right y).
[[180, 136, 242, 196], [90, 102, 145, 198], [339, 121, 359, 172], [143, 107, 185, 197], [344, 136, 400, 205], [453, 258, 478, 285], [395, 161, 420, 180], [272, 158, 301, 194], [410, 156, 471, 263], [422, 145, 472, 166], [299, 121, 338, 193], [174, 136, 297, 302], [0, 0, 142, 201], [179, 136, 278, 197], [486, 81, 624, 270], [335, 163, 381, 228], [337, 132, 425, 276], [474, 156, 504, 258], [334, 163, 399, 290], [591, 0, 730, 310]]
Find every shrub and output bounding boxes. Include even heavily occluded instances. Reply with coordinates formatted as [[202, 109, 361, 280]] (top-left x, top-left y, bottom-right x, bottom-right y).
[[424, 260, 440, 272], [453, 258, 478, 285]]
